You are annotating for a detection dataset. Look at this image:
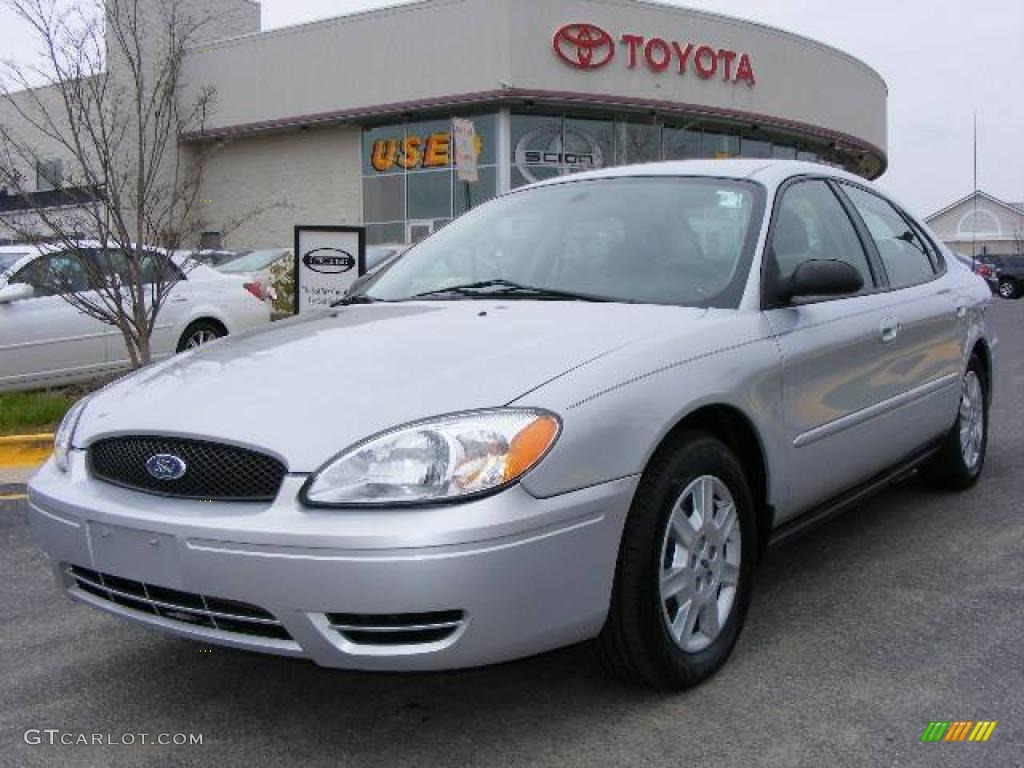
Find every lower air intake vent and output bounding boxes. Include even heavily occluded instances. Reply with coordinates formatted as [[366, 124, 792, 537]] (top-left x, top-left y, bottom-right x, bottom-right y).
[[326, 610, 465, 646], [68, 565, 292, 642]]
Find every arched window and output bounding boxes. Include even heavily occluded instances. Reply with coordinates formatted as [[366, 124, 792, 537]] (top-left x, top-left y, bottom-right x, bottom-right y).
[[957, 209, 1001, 238]]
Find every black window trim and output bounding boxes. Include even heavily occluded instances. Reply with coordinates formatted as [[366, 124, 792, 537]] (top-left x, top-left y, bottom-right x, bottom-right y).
[[832, 180, 945, 290], [760, 174, 890, 310]]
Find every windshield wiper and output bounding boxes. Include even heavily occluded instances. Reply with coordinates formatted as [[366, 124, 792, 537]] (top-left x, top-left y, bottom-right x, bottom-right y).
[[331, 294, 380, 307], [408, 279, 610, 302]]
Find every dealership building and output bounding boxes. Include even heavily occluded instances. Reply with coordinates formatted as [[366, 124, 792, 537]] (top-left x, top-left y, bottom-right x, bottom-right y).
[[4, 0, 890, 250]]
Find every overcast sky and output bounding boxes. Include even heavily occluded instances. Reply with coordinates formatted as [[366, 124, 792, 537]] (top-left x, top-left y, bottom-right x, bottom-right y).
[[2, 0, 1021, 215]]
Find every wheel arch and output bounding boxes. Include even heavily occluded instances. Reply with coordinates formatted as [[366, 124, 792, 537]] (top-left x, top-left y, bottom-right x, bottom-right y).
[[649, 404, 774, 555], [970, 337, 993, 401]]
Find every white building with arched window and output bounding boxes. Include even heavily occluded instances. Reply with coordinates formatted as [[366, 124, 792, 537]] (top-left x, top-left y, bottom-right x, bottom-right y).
[[926, 190, 1024, 260]]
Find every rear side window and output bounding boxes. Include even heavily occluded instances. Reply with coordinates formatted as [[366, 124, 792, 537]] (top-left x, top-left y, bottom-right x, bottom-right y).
[[769, 180, 875, 290], [841, 185, 936, 289]]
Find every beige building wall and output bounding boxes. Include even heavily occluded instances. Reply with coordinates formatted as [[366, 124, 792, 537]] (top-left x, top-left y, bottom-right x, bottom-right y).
[[182, 0, 888, 156], [196, 125, 363, 249]]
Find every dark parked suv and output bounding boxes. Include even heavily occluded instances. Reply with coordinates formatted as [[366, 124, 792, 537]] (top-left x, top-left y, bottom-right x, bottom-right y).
[[980, 255, 1024, 299]]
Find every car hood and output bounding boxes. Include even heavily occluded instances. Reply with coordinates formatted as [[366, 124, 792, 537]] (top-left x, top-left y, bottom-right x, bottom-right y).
[[75, 301, 705, 471]]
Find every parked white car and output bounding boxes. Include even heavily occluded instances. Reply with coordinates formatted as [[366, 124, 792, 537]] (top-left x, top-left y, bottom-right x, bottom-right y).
[[0, 244, 270, 392]]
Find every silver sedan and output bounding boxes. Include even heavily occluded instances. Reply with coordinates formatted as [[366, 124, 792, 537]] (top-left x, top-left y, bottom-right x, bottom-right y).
[[28, 160, 996, 689]]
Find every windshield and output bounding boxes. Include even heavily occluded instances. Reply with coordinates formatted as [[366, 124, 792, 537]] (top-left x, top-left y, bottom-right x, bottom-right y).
[[220, 250, 288, 272], [361, 177, 763, 307]]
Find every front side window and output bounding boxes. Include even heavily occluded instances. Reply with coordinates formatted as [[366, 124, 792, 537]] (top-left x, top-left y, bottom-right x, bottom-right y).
[[768, 180, 875, 290], [841, 185, 936, 289], [362, 177, 763, 308]]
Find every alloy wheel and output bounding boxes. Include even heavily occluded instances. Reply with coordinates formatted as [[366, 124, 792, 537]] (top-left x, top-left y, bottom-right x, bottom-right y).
[[959, 370, 984, 470], [659, 475, 742, 653], [185, 329, 219, 349]]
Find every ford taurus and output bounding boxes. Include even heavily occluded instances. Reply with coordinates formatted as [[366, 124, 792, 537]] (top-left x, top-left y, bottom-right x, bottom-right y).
[[28, 160, 996, 689]]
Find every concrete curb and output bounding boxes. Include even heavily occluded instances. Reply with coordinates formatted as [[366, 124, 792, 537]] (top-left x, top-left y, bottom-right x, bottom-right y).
[[0, 434, 53, 468]]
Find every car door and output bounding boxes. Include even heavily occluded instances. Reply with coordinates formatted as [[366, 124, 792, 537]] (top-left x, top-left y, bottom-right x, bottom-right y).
[[102, 250, 193, 366], [763, 178, 907, 518], [0, 253, 110, 390], [836, 182, 963, 449]]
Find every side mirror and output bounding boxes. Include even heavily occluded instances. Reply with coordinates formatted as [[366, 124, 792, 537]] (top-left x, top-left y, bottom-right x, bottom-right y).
[[0, 283, 33, 304], [784, 260, 864, 304]]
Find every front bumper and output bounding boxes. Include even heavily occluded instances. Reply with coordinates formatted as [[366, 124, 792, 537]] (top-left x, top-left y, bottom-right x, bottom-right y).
[[28, 453, 637, 671]]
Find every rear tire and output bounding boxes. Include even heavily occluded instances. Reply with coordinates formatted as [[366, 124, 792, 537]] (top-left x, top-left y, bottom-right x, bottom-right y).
[[922, 354, 988, 490], [176, 320, 226, 353], [997, 279, 1019, 299], [597, 432, 756, 690]]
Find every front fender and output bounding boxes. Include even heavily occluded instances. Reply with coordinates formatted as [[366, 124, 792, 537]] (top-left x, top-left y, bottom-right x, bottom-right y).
[[512, 312, 787, 510]]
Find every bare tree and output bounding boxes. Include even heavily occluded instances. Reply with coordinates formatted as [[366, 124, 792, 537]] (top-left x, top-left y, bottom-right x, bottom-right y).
[[0, 0, 252, 367]]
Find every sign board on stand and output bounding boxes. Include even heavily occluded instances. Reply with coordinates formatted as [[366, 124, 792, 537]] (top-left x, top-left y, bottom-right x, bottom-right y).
[[294, 226, 366, 313]]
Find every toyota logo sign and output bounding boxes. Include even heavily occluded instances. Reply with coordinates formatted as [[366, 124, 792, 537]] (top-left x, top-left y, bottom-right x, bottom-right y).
[[553, 23, 615, 70]]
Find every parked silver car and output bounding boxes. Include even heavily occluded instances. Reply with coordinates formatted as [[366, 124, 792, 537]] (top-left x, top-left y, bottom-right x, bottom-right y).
[[28, 161, 996, 688]]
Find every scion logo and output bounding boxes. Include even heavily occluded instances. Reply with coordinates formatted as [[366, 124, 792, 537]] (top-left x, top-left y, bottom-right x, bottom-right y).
[[553, 23, 615, 70], [146, 454, 187, 482], [303, 248, 356, 275], [514, 125, 604, 185]]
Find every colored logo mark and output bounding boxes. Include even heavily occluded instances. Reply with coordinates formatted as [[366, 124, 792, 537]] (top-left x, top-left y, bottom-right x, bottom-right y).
[[552, 23, 616, 70], [920, 721, 997, 743]]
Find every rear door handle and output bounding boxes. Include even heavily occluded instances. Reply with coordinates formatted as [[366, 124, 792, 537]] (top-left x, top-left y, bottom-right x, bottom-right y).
[[879, 318, 901, 344]]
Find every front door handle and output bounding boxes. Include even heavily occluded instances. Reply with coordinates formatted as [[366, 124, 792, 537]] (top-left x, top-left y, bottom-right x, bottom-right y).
[[955, 305, 968, 321], [879, 318, 901, 344]]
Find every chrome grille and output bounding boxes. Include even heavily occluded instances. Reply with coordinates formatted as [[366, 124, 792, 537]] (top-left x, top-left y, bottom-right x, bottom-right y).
[[326, 611, 465, 646], [88, 436, 286, 501], [68, 565, 292, 642]]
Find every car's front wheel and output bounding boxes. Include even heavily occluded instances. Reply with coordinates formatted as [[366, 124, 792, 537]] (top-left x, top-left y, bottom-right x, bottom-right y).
[[997, 278, 1019, 299], [598, 432, 756, 689]]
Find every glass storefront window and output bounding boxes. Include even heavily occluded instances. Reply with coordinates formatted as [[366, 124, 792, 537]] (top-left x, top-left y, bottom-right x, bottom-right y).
[[363, 125, 406, 175], [454, 166, 498, 216], [511, 164, 560, 190], [772, 144, 798, 160], [741, 137, 772, 158], [703, 132, 740, 160], [563, 117, 613, 175], [663, 127, 703, 160], [408, 169, 453, 220], [615, 122, 662, 166], [798, 150, 820, 163], [363, 175, 405, 224], [366, 222, 406, 246]]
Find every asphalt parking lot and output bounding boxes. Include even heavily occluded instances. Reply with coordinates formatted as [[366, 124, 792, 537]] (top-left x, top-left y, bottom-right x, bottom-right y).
[[2, 299, 1021, 768]]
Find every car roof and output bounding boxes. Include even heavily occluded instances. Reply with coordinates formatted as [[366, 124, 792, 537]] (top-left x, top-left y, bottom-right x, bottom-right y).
[[527, 158, 869, 188]]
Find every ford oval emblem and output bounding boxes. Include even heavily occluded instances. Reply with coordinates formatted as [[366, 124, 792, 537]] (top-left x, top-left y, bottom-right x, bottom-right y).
[[146, 454, 187, 481], [303, 248, 356, 275]]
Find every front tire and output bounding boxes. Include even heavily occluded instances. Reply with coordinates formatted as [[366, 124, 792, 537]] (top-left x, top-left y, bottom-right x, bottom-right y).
[[922, 355, 988, 490], [598, 432, 756, 690]]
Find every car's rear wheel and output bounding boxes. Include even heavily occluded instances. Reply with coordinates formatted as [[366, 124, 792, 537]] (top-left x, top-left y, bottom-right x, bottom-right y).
[[597, 432, 756, 689], [997, 279, 1019, 299], [176, 320, 226, 353], [922, 355, 988, 490]]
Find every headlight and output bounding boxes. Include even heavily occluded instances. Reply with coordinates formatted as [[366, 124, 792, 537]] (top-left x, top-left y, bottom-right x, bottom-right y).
[[301, 409, 561, 507], [54, 397, 90, 473]]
